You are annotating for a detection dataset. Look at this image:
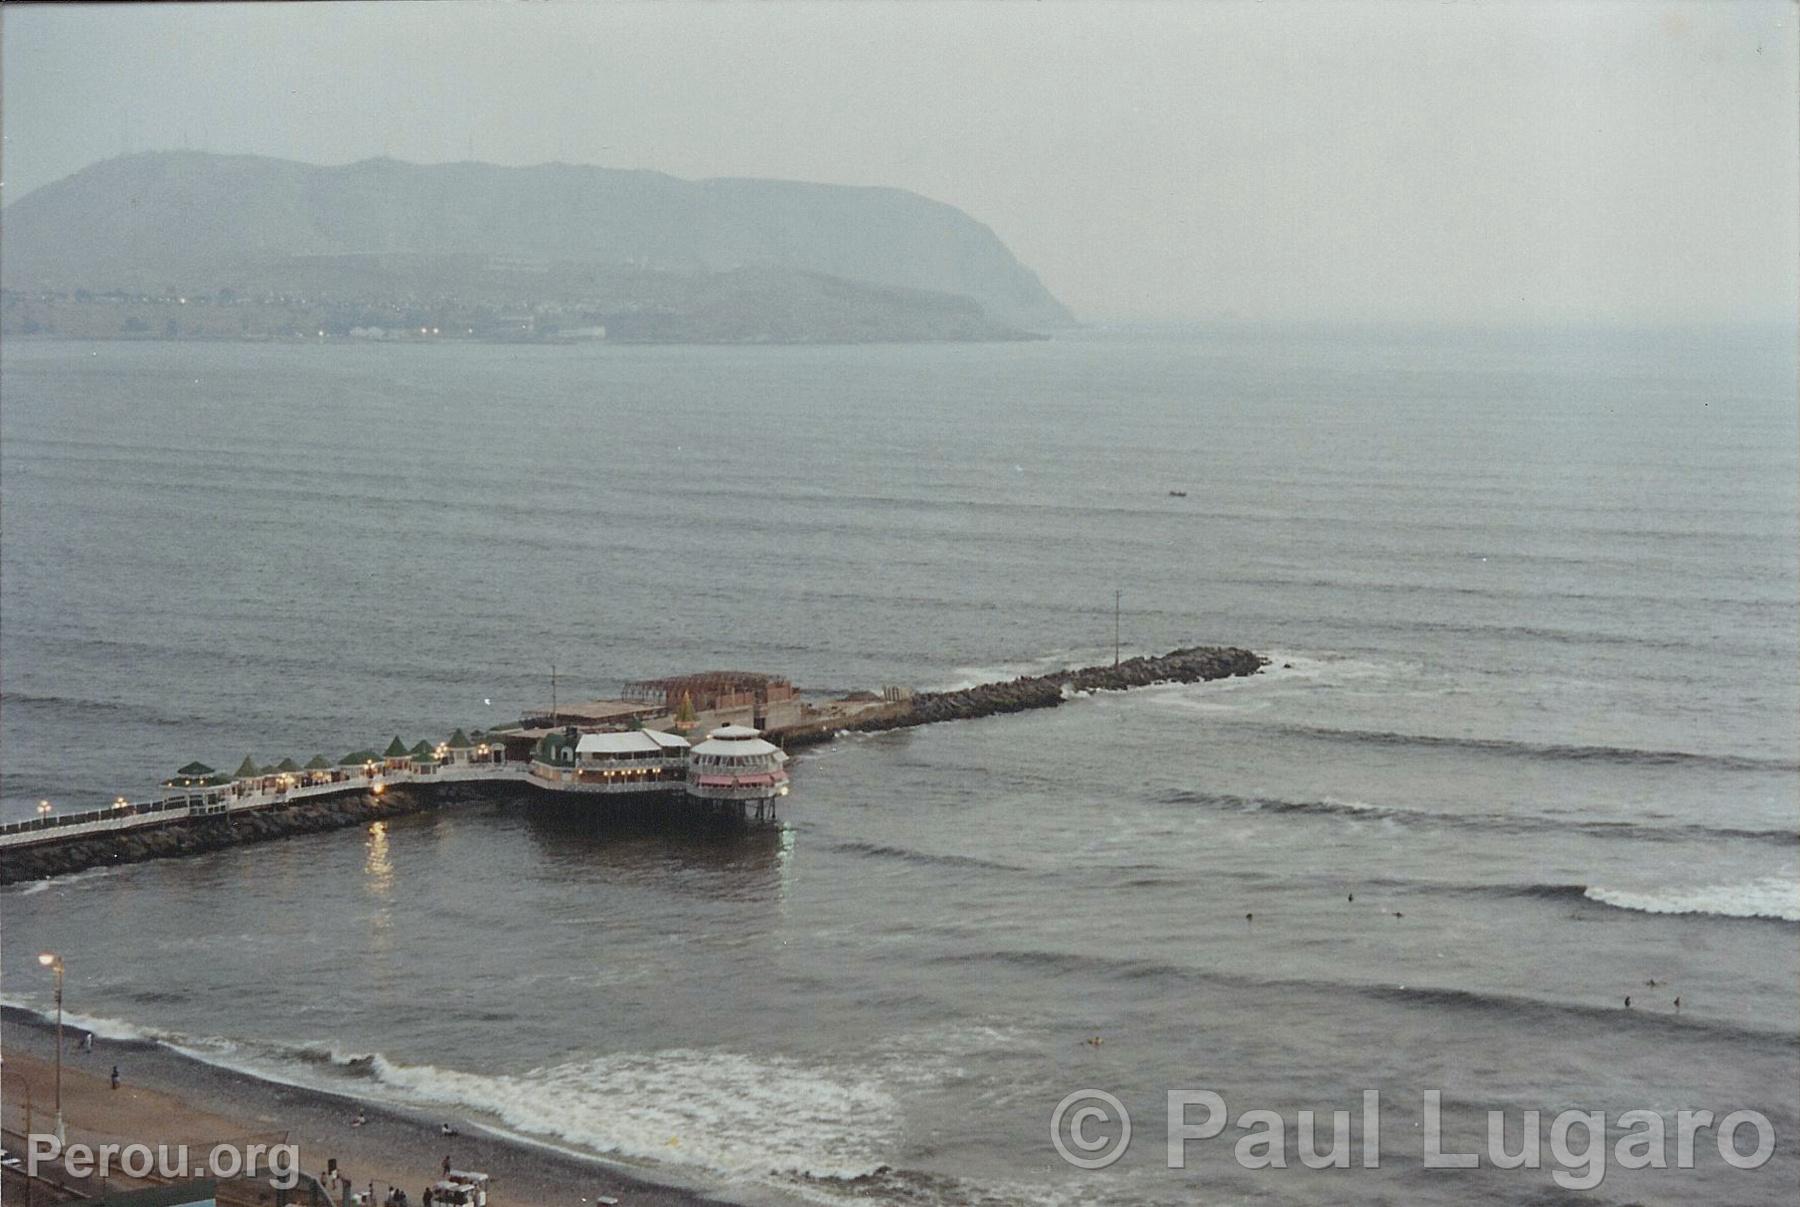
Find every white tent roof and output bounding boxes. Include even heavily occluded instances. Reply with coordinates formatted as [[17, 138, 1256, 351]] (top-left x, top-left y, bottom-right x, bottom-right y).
[[692, 737, 786, 760], [708, 724, 762, 739], [576, 731, 661, 755], [576, 729, 692, 755]]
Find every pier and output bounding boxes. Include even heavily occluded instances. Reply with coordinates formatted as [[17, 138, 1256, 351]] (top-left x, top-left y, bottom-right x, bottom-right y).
[[0, 645, 1263, 884]]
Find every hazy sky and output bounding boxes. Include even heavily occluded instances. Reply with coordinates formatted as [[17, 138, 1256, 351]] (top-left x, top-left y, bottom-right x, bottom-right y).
[[3, 1, 1795, 324]]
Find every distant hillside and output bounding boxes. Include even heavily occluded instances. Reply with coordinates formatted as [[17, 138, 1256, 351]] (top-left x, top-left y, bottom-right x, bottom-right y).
[[1, 152, 1074, 338]]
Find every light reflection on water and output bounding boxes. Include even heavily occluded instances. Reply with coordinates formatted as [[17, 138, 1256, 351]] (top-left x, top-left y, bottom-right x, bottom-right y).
[[365, 819, 394, 899]]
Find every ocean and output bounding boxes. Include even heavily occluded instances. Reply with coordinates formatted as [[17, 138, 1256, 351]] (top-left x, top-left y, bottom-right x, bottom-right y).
[[2, 327, 1795, 1204]]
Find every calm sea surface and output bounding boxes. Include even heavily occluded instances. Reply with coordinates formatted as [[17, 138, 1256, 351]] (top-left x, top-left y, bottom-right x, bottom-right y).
[[2, 329, 1796, 1204]]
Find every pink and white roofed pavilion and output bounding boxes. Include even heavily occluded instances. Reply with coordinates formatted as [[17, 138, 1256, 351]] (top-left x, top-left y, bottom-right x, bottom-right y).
[[688, 724, 790, 803]]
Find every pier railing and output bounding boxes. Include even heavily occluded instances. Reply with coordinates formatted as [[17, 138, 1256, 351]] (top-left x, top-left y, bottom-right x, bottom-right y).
[[0, 796, 191, 838], [0, 759, 528, 849]]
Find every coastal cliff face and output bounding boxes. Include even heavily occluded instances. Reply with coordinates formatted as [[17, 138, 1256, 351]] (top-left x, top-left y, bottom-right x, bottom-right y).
[[0, 152, 1073, 341]]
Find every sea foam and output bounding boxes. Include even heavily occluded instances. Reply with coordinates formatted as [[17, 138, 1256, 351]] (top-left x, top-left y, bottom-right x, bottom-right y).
[[362, 1047, 903, 1183]]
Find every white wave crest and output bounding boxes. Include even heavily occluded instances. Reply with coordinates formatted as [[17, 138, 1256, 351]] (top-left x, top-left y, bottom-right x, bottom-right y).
[[926, 646, 1116, 693], [0, 996, 210, 1046], [1585, 877, 1800, 923], [1319, 795, 1388, 813], [366, 1047, 903, 1183], [1132, 649, 1413, 716], [8, 866, 122, 896]]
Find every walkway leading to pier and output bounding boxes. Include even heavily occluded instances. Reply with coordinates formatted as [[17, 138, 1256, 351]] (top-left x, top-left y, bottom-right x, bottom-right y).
[[0, 761, 524, 849]]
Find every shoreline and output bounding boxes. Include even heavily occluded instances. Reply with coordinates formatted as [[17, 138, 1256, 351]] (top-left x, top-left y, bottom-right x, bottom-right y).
[[1, 1007, 790, 1207]]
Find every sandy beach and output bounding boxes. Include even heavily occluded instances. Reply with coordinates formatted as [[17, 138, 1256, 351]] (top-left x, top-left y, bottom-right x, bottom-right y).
[[1, 1010, 754, 1207]]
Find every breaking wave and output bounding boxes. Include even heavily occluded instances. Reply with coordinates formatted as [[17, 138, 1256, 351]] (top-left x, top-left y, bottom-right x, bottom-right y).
[[1246, 722, 1799, 773], [919, 950, 1798, 1044], [7, 865, 123, 896], [1416, 879, 1798, 923], [0, 1001, 981, 1203], [830, 840, 1028, 873], [360, 1047, 901, 1184], [924, 647, 1117, 693], [1584, 877, 1800, 923], [1162, 789, 1798, 847]]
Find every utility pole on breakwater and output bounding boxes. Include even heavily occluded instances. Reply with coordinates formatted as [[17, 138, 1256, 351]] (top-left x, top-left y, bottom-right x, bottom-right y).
[[550, 663, 558, 726], [1114, 589, 1121, 667]]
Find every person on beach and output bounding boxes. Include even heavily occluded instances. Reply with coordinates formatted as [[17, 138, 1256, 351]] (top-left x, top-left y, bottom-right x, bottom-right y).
[[81, 1031, 93, 1053], [110, 1065, 120, 1089], [441, 1154, 451, 1177]]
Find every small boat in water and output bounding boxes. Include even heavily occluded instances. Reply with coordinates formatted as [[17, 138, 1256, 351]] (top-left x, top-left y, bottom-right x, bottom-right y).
[[1168, 489, 1187, 497]]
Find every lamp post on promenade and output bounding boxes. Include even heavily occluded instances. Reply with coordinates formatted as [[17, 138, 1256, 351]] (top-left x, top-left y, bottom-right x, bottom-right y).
[[37, 951, 66, 1144]]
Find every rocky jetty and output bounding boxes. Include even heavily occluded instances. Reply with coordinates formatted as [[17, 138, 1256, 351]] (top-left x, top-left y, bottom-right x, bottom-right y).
[[0, 782, 506, 886], [1, 645, 1262, 885], [790, 645, 1265, 745]]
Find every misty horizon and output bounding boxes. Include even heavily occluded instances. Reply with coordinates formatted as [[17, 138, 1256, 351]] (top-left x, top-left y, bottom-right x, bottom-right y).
[[9, 147, 1797, 340], [3, 1, 1795, 328]]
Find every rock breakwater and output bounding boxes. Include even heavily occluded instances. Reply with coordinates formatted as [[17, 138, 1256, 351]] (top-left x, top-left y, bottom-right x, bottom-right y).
[[787, 645, 1265, 745], [0, 782, 506, 885]]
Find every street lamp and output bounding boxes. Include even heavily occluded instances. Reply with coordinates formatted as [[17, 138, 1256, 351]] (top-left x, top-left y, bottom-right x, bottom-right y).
[[37, 951, 66, 1144]]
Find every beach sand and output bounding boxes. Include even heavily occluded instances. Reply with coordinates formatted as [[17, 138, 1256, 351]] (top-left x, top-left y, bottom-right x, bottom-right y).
[[2, 1011, 759, 1206]]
